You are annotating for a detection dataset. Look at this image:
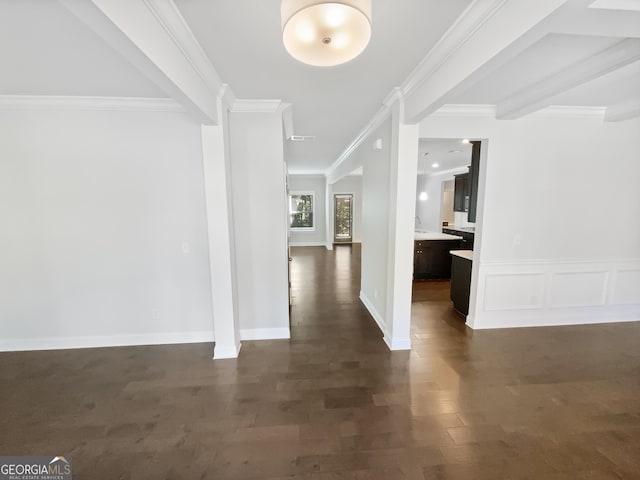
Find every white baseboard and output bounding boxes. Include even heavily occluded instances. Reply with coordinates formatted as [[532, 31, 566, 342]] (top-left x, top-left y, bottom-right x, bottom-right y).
[[214, 340, 242, 359], [0, 330, 214, 353], [384, 335, 412, 351], [289, 242, 326, 247], [359, 291, 386, 334], [239, 327, 290, 341]]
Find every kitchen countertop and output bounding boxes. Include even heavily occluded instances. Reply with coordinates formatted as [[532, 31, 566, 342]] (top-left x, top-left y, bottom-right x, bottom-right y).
[[450, 250, 473, 261], [442, 225, 476, 234], [415, 230, 463, 241]]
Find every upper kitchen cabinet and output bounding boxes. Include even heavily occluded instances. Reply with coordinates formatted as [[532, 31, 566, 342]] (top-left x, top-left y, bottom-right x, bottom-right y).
[[453, 171, 470, 212], [468, 141, 481, 223]]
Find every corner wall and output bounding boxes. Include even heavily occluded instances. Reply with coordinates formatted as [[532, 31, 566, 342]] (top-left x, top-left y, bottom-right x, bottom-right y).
[[420, 114, 640, 329]]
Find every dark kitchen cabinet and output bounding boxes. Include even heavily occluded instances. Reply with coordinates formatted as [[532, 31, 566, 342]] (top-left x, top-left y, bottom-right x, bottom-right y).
[[414, 239, 462, 280], [450, 253, 472, 316], [468, 141, 481, 223], [442, 228, 474, 250], [453, 172, 470, 212]]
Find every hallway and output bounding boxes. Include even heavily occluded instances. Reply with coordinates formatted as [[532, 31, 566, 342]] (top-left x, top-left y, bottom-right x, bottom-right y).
[[0, 245, 639, 479]]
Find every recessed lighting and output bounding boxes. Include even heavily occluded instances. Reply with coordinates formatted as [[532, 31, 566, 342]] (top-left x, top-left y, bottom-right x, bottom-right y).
[[462, 138, 470, 144], [432, 163, 439, 168], [419, 191, 428, 201], [448, 150, 462, 154]]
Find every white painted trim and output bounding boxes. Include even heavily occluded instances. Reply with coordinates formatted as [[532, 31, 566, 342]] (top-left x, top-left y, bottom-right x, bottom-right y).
[[430, 104, 497, 117], [472, 258, 640, 329], [142, 0, 224, 93], [383, 335, 412, 351], [289, 190, 316, 231], [471, 309, 640, 330], [324, 0, 515, 180], [401, 0, 509, 97], [239, 328, 291, 340], [289, 242, 327, 247], [480, 257, 640, 266], [0, 95, 185, 112], [605, 96, 640, 121], [359, 291, 386, 334], [589, 0, 640, 12], [528, 105, 607, 119], [288, 169, 328, 176], [497, 38, 640, 119], [325, 243, 334, 250], [214, 341, 242, 359], [0, 330, 214, 353], [231, 99, 286, 113], [325, 103, 394, 182], [218, 84, 237, 110]]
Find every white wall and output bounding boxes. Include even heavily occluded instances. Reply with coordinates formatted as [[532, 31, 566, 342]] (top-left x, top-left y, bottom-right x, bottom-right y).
[[420, 114, 640, 329], [228, 111, 290, 339], [357, 108, 419, 350], [330, 175, 363, 243], [0, 109, 214, 350], [287, 175, 326, 246], [359, 117, 393, 329], [415, 169, 468, 232]]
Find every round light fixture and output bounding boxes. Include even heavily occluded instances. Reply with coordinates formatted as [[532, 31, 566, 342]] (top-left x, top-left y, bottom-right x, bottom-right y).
[[419, 191, 428, 201], [432, 163, 439, 168], [281, 0, 372, 67]]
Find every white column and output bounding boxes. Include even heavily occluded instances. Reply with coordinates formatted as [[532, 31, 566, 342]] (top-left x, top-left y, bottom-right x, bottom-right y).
[[201, 115, 241, 359], [384, 101, 419, 350]]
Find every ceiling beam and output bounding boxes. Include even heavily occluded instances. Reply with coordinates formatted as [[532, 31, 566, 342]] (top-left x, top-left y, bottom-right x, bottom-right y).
[[497, 38, 640, 119], [605, 95, 640, 121], [551, 6, 640, 38], [402, 0, 570, 123], [60, 0, 223, 125]]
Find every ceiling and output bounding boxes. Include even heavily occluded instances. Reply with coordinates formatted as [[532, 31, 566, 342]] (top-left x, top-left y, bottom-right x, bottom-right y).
[[0, 0, 166, 97], [173, 0, 473, 173], [418, 139, 472, 176], [0, 1, 638, 177]]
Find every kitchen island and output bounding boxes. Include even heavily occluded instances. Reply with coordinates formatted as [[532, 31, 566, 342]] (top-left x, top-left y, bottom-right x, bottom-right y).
[[413, 230, 462, 280]]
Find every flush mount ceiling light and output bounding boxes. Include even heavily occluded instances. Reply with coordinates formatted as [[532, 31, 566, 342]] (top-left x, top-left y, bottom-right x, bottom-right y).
[[281, 0, 372, 67]]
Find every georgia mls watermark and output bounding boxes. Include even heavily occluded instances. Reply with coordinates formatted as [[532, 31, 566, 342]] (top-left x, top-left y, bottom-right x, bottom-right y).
[[0, 457, 72, 480]]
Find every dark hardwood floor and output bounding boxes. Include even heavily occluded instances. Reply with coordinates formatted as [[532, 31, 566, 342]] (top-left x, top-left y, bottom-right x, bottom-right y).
[[1, 244, 639, 479]]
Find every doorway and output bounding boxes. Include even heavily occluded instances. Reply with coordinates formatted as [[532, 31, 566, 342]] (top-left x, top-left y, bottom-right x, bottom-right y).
[[334, 194, 353, 243]]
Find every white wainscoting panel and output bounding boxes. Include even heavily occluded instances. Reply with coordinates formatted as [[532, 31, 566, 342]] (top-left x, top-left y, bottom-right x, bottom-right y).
[[550, 271, 608, 307], [612, 269, 640, 304], [470, 259, 640, 329], [484, 273, 545, 311]]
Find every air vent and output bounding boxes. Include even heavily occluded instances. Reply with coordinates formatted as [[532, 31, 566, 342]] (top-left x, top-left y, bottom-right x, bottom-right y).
[[290, 135, 317, 142]]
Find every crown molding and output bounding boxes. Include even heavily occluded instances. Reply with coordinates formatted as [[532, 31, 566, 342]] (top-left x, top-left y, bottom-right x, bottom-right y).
[[230, 99, 287, 113], [527, 105, 606, 119], [430, 104, 497, 117], [0, 95, 185, 112], [324, 0, 510, 180], [604, 96, 640, 121], [142, 0, 223, 95], [401, 0, 509, 97], [217, 84, 236, 110]]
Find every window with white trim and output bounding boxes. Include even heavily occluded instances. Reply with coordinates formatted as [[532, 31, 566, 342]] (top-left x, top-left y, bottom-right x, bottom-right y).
[[289, 193, 314, 230]]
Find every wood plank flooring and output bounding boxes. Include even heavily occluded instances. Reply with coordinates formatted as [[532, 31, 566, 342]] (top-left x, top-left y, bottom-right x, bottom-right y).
[[1, 244, 639, 479]]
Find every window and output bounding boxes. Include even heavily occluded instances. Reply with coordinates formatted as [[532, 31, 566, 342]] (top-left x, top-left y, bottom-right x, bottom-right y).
[[289, 193, 314, 230]]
